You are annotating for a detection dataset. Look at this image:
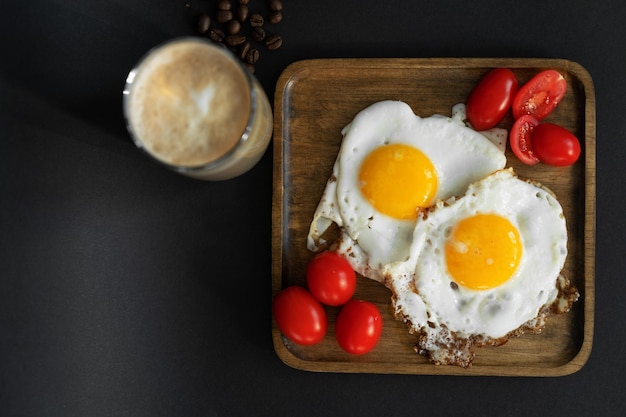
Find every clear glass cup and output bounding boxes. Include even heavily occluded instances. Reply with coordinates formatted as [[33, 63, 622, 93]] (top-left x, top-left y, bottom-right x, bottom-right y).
[[123, 37, 273, 181]]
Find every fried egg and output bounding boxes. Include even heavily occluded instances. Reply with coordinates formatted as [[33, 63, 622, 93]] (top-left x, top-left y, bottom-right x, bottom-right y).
[[383, 168, 579, 367], [307, 101, 507, 283]]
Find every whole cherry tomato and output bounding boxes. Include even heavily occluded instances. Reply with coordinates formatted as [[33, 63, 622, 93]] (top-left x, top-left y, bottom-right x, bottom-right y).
[[510, 115, 541, 165], [272, 286, 327, 345], [306, 251, 356, 306], [512, 70, 567, 120], [335, 300, 383, 355], [530, 123, 581, 166], [466, 68, 519, 131]]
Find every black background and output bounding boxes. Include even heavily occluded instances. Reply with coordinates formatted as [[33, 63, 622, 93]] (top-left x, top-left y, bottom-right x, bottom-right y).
[[1, 1, 624, 416]]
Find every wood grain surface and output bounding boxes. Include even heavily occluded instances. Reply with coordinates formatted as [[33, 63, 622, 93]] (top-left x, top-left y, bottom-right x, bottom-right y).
[[271, 58, 595, 376]]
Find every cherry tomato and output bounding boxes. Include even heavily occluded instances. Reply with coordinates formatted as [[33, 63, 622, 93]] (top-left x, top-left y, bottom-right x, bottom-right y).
[[466, 68, 519, 131], [335, 300, 383, 355], [272, 286, 327, 345], [512, 70, 567, 120], [510, 115, 541, 165], [306, 251, 356, 306], [530, 123, 581, 166]]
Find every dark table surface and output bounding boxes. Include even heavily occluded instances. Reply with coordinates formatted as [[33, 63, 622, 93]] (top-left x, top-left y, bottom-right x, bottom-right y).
[[1, 1, 624, 416]]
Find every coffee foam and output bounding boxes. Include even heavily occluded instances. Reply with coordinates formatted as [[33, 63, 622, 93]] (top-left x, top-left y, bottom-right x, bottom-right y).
[[127, 40, 252, 167]]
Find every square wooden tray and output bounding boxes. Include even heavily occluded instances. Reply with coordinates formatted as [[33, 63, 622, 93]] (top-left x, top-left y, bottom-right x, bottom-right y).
[[271, 58, 595, 376]]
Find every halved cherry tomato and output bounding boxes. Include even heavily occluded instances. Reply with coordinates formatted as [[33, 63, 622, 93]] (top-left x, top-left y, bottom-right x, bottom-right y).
[[335, 300, 383, 355], [531, 123, 581, 166], [466, 68, 519, 131], [306, 251, 356, 306], [272, 286, 327, 345], [510, 115, 540, 165], [512, 70, 567, 120]]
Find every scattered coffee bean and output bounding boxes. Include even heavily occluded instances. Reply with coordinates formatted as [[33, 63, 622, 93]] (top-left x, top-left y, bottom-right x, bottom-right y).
[[217, 0, 232, 11], [208, 27, 226, 42], [250, 26, 266, 42], [197, 13, 211, 34], [195, 0, 284, 72], [215, 10, 232, 23], [226, 19, 241, 34], [245, 48, 260, 65], [268, 0, 282, 12], [268, 11, 282, 24], [236, 4, 249, 22], [225, 34, 246, 46], [237, 41, 251, 60], [249, 13, 264, 27], [265, 34, 282, 50]]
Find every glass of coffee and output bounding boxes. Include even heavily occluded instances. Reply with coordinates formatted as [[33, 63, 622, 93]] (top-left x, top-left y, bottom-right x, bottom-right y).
[[123, 37, 273, 181]]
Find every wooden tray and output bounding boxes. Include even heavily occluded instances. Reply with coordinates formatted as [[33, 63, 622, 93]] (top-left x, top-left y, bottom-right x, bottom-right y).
[[271, 58, 595, 376]]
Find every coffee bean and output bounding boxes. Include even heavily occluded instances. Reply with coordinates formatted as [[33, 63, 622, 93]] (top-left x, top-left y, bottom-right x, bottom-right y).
[[197, 14, 211, 34], [268, 0, 283, 12], [226, 19, 241, 34], [249, 13, 264, 27], [238, 41, 251, 60], [236, 4, 249, 22], [208, 27, 225, 42], [193, 0, 285, 72], [215, 10, 233, 23], [225, 34, 246, 46], [250, 26, 266, 42], [265, 34, 282, 50], [217, 0, 232, 11], [268, 11, 282, 24], [245, 48, 260, 64]]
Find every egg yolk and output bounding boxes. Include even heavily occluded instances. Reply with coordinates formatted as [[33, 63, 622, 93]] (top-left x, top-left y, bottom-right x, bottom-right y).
[[445, 214, 522, 290], [359, 144, 438, 220]]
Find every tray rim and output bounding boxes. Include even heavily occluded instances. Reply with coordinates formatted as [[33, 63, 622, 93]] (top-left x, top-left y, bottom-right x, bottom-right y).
[[271, 57, 595, 377]]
